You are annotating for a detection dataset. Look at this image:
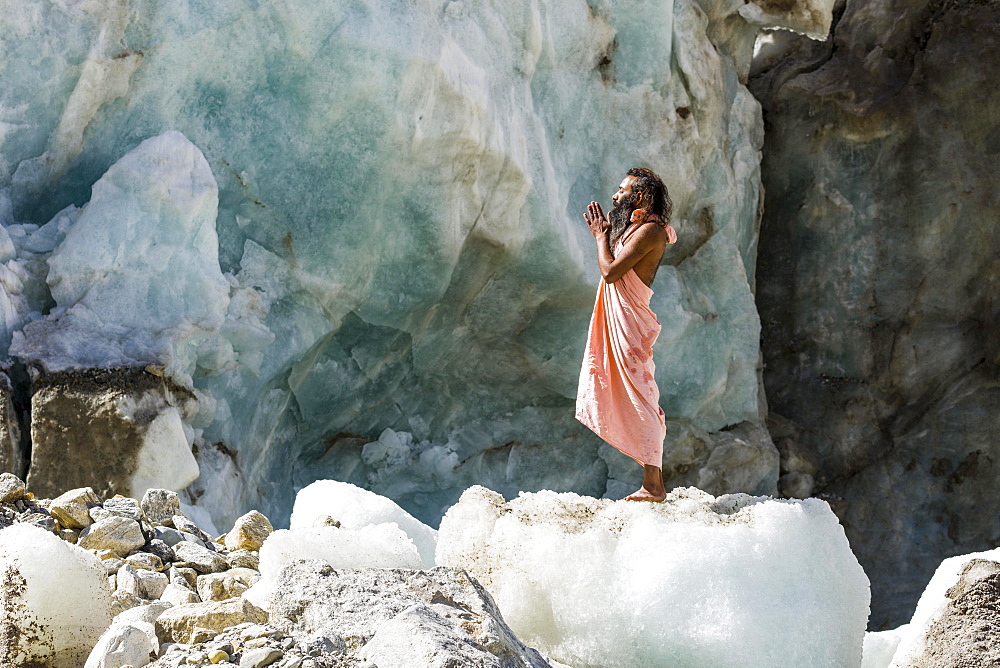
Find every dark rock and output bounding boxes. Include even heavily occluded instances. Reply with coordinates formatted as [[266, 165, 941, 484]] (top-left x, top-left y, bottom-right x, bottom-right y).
[[0, 371, 25, 480], [24, 368, 198, 499], [751, 0, 1000, 628], [144, 538, 176, 563]]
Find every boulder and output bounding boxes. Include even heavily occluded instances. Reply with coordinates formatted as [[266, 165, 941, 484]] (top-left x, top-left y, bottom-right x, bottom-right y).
[[0, 524, 113, 668], [160, 582, 200, 606], [196, 568, 260, 602], [48, 486, 100, 530], [0, 472, 25, 503], [142, 489, 181, 526], [172, 515, 214, 543], [225, 511, 273, 552], [126, 552, 164, 572], [173, 541, 228, 574], [103, 496, 147, 523], [79, 515, 146, 556], [24, 370, 198, 500], [84, 602, 171, 668], [116, 563, 143, 598], [254, 558, 548, 667], [226, 549, 260, 571], [154, 597, 268, 644], [357, 603, 518, 668]]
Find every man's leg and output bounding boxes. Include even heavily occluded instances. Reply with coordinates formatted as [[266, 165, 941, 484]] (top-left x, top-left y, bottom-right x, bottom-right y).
[[625, 464, 666, 502]]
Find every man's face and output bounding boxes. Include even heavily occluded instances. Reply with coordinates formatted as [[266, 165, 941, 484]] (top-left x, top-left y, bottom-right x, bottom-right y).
[[612, 175, 640, 210]]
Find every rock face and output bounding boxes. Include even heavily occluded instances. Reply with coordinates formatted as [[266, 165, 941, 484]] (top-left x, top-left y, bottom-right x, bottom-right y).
[[253, 559, 550, 667], [25, 368, 199, 500], [0, 372, 24, 480], [750, 0, 1000, 627], [0, 0, 836, 529], [437, 485, 870, 668]]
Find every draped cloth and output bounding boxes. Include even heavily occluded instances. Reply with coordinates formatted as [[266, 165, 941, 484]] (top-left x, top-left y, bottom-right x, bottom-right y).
[[575, 218, 672, 467]]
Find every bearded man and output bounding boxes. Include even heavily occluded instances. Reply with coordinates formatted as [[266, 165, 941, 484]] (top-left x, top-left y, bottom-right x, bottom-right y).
[[576, 167, 677, 501]]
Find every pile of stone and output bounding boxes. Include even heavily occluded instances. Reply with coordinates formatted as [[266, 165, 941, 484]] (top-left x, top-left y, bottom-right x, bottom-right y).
[[0, 472, 552, 668]]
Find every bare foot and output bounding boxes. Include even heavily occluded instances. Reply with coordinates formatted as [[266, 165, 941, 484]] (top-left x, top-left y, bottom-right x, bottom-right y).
[[624, 487, 666, 502], [624, 464, 666, 502]]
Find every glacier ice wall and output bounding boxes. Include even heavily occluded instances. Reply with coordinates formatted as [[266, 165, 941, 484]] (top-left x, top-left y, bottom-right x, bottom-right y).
[[0, 0, 829, 527]]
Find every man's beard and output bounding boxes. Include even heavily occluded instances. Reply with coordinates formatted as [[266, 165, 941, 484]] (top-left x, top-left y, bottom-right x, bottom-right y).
[[609, 192, 640, 246]]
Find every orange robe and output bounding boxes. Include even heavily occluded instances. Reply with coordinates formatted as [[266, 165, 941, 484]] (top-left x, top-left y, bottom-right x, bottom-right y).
[[576, 219, 672, 467]]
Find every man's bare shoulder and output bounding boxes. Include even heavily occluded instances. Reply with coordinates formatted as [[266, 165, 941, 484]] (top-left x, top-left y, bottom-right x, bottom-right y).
[[628, 222, 668, 248]]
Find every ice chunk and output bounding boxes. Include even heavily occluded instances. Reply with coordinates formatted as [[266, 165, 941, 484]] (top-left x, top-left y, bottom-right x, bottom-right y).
[[244, 524, 423, 610], [437, 486, 870, 668], [0, 523, 113, 668], [10, 130, 231, 382], [290, 480, 437, 568]]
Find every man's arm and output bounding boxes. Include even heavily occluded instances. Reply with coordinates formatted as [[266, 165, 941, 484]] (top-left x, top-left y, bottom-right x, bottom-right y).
[[584, 202, 665, 283]]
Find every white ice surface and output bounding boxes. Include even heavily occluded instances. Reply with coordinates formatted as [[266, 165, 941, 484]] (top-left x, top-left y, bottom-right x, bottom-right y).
[[243, 524, 423, 610], [0, 523, 113, 668], [437, 486, 870, 668], [290, 480, 438, 568], [10, 131, 234, 383], [129, 406, 199, 500]]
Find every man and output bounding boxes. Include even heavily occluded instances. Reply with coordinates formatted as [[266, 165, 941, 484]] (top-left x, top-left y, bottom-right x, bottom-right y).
[[576, 167, 677, 501]]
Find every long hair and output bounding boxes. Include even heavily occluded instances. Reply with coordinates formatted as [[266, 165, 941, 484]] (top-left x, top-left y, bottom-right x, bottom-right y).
[[626, 167, 672, 223]]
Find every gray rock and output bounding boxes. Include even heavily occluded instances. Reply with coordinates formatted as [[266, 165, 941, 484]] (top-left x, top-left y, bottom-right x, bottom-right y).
[[225, 511, 273, 552], [48, 486, 100, 530], [160, 582, 200, 606], [89, 506, 114, 524], [358, 603, 509, 668], [119, 600, 173, 626], [750, 0, 1000, 628], [169, 566, 199, 590], [300, 634, 345, 657], [240, 647, 282, 668], [0, 472, 25, 503], [144, 538, 176, 563], [135, 569, 169, 600], [154, 597, 268, 644], [173, 541, 228, 574], [103, 496, 147, 523], [907, 564, 1000, 667], [171, 514, 214, 542], [262, 560, 549, 666], [126, 551, 164, 572], [102, 557, 125, 575], [777, 472, 814, 499], [155, 526, 206, 548], [84, 622, 157, 668], [79, 515, 146, 556], [111, 589, 145, 616], [226, 550, 260, 571], [142, 489, 182, 526], [24, 512, 57, 532], [196, 568, 260, 602], [116, 563, 143, 598]]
